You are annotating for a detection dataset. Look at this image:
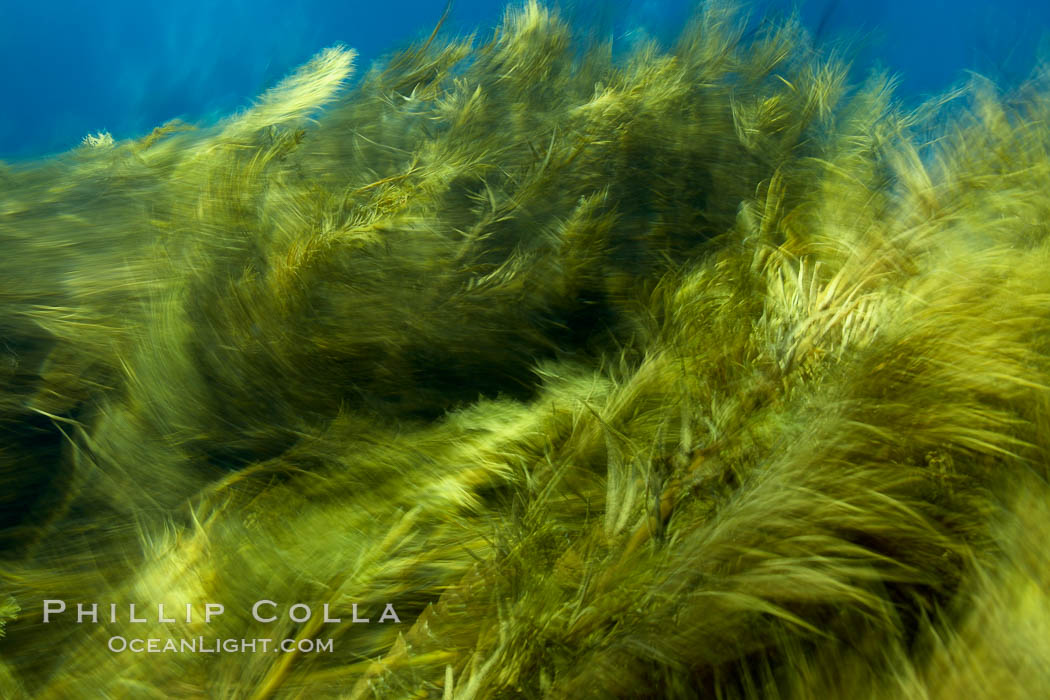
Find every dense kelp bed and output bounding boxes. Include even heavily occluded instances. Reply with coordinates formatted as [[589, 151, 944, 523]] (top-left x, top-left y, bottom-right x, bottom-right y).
[[3, 2, 1050, 697]]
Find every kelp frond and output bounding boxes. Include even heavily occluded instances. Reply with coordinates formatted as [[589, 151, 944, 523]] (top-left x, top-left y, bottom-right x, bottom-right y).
[[3, 2, 1050, 698]]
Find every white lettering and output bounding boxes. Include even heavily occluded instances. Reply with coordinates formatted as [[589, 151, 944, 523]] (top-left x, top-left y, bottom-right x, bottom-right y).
[[204, 603, 224, 623], [77, 603, 98, 623], [42, 600, 65, 623], [289, 603, 311, 623], [252, 600, 277, 623], [379, 604, 400, 623]]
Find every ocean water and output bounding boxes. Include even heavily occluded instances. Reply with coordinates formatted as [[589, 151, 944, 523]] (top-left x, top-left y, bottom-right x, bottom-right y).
[[2, 0, 1047, 162]]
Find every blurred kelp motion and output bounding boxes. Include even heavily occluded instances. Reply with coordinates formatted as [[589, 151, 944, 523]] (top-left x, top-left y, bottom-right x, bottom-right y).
[[3, 1, 1050, 697]]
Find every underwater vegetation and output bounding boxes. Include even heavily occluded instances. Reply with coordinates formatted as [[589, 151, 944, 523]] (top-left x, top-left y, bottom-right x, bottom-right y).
[[3, 1, 1050, 697]]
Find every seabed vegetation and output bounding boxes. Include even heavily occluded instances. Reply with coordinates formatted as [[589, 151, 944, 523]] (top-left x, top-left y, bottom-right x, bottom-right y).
[[3, 2, 1050, 697]]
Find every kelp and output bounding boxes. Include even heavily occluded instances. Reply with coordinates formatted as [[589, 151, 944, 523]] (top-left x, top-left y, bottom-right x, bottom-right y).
[[2, 2, 1050, 697]]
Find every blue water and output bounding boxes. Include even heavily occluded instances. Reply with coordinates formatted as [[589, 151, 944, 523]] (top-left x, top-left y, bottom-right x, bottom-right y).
[[1, 0, 1047, 161]]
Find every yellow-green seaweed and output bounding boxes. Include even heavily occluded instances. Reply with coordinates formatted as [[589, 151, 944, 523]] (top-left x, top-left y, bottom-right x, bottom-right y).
[[3, 2, 1050, 697]]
